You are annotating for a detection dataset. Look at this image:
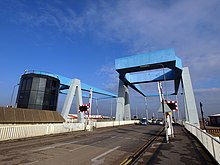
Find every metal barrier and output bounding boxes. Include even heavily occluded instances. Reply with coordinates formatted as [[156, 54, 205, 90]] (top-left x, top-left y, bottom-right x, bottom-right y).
[[183, 122, 220, 164], [0, 123, 84, 141], [0, 120, 138, 142], [94, 120, 139, 128]]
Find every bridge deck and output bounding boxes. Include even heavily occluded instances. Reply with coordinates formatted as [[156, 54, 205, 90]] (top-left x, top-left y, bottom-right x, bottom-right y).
[[137, 124, 217, 164]]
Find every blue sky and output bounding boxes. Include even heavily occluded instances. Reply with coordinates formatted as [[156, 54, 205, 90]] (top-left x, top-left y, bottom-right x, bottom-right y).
[[0, 0, 220, 118]]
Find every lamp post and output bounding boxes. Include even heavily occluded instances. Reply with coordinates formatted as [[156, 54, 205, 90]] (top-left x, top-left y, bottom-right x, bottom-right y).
[[144, 97, 149, 122], [157, 64, 169, 143], [158, 64, 167, 101], [9, 83, 19, 107], [140, 63, 169, 142], [95, 98, 99, 115], [160, 84, 169, 143], [110, 99, 113, 120]]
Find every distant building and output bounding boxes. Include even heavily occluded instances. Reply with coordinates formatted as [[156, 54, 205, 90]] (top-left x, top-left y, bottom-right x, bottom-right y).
[[208, 114, 220, 126]]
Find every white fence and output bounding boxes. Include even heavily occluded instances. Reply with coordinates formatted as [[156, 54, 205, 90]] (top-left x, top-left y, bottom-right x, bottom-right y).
[[0, 120, 138, 142], [0, 123, 84, 141], [94, 120, 139, 128], [183, 122, 220, 164]]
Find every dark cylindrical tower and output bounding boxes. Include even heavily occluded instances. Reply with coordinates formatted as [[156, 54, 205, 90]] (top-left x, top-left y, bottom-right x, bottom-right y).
[[16, 72, 60, 111]]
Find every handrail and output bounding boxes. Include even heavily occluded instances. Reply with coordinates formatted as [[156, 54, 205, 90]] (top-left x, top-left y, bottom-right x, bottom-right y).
[[185, 122, 220, 143], [23, 70, 59, 79], [183, 121, 220, 164]]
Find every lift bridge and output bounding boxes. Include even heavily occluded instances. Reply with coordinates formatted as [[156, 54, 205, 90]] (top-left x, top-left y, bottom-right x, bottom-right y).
[[56, 48, 199, 127], [114, 48, 199, 127], [1, 49, 219, 164]]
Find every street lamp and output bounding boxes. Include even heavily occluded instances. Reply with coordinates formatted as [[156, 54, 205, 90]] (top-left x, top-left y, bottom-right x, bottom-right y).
[[9, 83, 19, 107], [144, 97, 149, 121], [140, 63, 169, 142]]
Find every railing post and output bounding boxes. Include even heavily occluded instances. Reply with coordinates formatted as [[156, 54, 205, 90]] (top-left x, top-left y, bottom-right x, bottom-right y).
[[211, 138, 216, 160]]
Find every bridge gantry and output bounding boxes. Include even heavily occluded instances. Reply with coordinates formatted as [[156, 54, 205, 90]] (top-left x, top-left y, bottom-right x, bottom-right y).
[[115, 48, 200, 127]]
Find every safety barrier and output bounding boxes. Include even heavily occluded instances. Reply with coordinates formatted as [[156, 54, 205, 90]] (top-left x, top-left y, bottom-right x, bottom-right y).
[[183, 122, 220, 164], [0, 120, 138, 142], [0, 123, 84, 141], [94, 120, 139, 128]]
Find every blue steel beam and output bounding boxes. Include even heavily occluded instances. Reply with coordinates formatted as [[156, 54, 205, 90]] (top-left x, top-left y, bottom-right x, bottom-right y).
[[126, 69, 175, 84], [57, 75, 117, 98], [59, 91, 100, 99], [146, 93, 174, 97], [115, 48, 182, 72], [115, 48, 183, 95], [119, 76, 147, 97]]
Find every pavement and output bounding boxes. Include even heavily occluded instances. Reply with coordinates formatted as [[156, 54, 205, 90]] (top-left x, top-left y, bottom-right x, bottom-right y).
[[135, 124, 218, 165]]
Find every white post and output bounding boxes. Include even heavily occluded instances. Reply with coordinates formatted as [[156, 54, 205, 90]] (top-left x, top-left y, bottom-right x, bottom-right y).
[[87, 88, 93, 131], [88, 88, 93, 118], [145, 97, 148, 121], [96, 98, 99, 115], [110, 99, 113, 120]]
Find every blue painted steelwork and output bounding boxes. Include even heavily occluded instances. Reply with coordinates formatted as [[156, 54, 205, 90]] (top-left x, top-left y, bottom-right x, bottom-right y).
[[115, 48, 183, 96], [23, 70, 59, 79], [126, 69, 175, 84], [24, 70, 116, 98], [59, 75, 117, 98], [59, 91, 99, 99], [115, 48, 182, 71]]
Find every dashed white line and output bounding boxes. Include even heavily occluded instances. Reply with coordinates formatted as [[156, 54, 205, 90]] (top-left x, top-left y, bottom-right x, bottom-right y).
[[32, 141, 78, 152], [69, 145, 89, 152], [24, 160, 39, 165], [91, 146, 121, 164]]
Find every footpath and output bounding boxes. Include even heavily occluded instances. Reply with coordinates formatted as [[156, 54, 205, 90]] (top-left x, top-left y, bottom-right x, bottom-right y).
[[135, 124, 218, 165]]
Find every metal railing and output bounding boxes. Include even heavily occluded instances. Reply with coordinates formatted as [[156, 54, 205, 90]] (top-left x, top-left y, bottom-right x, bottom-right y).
[[183, 121, 220, 164], [0, 120, 138, 142], [23, 70, 59, 79], [0, 123, 84, 141]]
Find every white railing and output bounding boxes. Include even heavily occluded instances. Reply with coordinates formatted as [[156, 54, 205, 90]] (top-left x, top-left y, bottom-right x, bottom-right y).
[[0, 120, 138, 142], [0, 123, 84, 141], [94, 120, 139, 128], [183, 121, 220, 164]]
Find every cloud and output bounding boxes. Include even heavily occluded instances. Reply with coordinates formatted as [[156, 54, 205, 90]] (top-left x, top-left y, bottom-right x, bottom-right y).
[[82, 0, 220, 88], [98, 63, 119, 92], [1, 0, 220, 89], [194, 88, 220, 93]]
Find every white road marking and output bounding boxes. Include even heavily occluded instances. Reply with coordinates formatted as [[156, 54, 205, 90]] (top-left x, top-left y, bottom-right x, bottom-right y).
[[24, 160, 39, 165], [143, 151, 152, 156], [91, 146, 121, 164], [93, 140, 102, 144], [69, 140, 103, 152], [32, 141, 78, 152], [92, 158, 105, 165], [69, 145, 89, 152], [150, 142, 161, 149]]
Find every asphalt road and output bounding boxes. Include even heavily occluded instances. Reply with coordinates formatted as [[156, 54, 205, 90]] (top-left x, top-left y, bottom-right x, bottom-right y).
[[0, 124, 163, 165]]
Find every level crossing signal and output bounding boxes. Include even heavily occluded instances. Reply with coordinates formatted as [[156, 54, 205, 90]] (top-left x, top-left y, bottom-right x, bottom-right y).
[[79, 104, 89, 112]]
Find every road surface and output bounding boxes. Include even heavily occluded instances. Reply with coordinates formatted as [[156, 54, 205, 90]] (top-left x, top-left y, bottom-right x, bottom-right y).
[[0, 124, 163, 165]]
